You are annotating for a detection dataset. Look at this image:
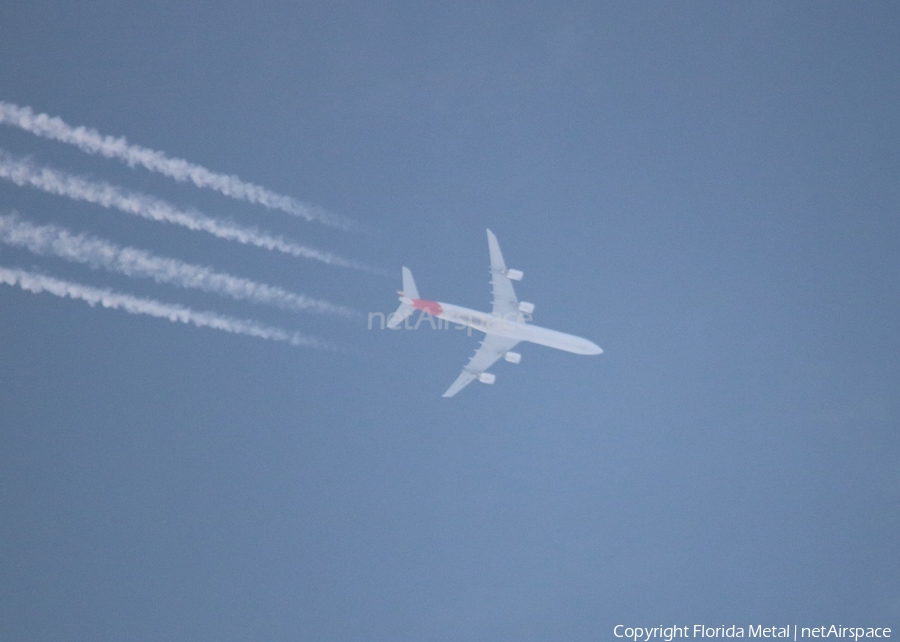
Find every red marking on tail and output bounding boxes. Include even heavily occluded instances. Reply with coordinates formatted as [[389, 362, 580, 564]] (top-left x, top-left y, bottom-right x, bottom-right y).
[[412, 299, 443, 316]]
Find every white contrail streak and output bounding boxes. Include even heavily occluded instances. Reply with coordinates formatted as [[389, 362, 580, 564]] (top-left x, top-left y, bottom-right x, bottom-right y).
[[0, 213, 360, 320], [0, 100, 356, 230], [0, 150, 379, 272], [0, 265, 338, 350]]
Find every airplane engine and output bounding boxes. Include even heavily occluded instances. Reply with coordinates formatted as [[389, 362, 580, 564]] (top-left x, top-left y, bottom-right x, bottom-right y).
[[477, 372, 496, 385], [506, 268, 524, 281], [504, 351, 521, 364], [517, 301, 535, 314]]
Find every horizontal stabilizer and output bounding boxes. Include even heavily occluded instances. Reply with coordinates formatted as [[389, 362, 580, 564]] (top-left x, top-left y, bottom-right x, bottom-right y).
[[387, 302, 414, 329]]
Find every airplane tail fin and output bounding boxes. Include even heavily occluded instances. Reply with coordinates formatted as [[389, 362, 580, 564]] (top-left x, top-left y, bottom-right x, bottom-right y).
[[387, 267, 419, 329]]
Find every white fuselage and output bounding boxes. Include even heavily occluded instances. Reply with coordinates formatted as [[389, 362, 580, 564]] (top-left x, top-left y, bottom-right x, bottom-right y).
[[432, 302, 603, 355]]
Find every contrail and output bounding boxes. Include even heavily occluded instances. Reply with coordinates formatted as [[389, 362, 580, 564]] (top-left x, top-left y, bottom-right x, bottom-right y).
[[0, 213, 360, 320], [0, 265, 339, 350], [0, 100, 356, 230], [0, 150, 380, 272]]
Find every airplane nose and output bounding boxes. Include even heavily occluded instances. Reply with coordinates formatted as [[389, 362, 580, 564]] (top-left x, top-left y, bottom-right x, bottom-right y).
[[585, 340, 603, 355]]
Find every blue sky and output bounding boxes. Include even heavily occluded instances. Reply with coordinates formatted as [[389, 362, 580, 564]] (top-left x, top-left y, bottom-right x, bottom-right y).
[[1, 2, 898, 640]]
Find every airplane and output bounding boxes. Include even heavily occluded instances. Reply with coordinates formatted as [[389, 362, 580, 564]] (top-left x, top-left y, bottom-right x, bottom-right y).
[[388, 229, 603, 397]]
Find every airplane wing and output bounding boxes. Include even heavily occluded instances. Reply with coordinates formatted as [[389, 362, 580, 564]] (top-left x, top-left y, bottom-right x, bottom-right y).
[[487, 229, 519, 318], [442, 334, 520, 398]]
